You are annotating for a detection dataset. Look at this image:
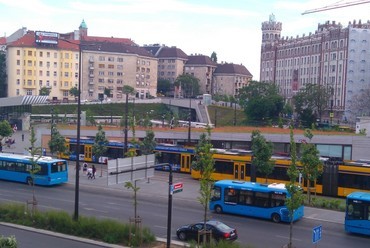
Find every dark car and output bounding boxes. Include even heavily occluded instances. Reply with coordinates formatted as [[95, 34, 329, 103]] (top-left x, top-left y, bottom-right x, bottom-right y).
[[176, 220, 237, 242]]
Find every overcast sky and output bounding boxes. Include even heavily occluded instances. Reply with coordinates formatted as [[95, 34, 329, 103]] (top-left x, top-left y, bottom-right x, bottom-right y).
[[1, 0, 369, 80]]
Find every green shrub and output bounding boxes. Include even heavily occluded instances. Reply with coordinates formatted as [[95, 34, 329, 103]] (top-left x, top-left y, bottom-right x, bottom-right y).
[[0, 235, 17, 248], [0, 203, 155, 247]]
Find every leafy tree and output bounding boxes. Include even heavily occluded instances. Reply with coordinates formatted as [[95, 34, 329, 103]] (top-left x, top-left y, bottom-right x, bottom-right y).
[[92, 124, 108, 163], [69, 87, 79, 98], [28, 127, 42, 215], [285, 126, 304, 248], [251, 130, 274, 183], [86, 109, 96, 126], [174, 74, 200, 98], [346, 86, 370, 124], [104, 87, 112, 98], [0, 53, 7, 97], [124, 181, 140, 219], [239, 81, 284, 123], [140, 130, 156, 155], [0, 120, 13, 144], [300, 129, 323, 204], [39, 87, 51, 96], [293, 83, 330, 126], [210, 51, 218, 63], [157, 79, 171, 96], [48, 122, 66, 156], [192, 128, 214, 244], [123, 85, 135, 156]]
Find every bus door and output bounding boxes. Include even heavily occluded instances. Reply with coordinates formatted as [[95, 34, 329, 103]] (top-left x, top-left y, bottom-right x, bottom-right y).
[[233, 162, 246, 180], [322, 162, 338, 196], [180, 154, 191, 173], [84, 144, 93, 162]]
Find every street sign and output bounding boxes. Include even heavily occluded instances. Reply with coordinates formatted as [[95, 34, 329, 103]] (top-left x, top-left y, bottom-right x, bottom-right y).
[[312, 225, 322, 244], [171, 182, 183, 194]]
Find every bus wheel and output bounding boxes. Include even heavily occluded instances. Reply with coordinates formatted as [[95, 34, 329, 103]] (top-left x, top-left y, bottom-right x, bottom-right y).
[[27, 177, 33, 185], [272, 213, 281, 223], [215, 205, 223, 214]]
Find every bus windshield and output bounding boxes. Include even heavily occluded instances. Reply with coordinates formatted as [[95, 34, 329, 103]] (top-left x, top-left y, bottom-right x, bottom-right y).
[[345, 192, 370, 235]]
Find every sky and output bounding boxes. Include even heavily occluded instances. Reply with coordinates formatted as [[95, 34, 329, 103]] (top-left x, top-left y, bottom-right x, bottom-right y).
[[1, 0, 370, 80]]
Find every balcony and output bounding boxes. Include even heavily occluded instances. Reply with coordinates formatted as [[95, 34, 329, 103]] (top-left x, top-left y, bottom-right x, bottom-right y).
[[89, 81, 94, 85], [89, 74, 94, 78], [89, 58, 94, 62]]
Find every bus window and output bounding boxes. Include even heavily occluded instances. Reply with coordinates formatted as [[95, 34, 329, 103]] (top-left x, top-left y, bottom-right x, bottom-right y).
[[255, 192, 269, 208], [271, 193, 286, 207], [224, 188, 237, 204]]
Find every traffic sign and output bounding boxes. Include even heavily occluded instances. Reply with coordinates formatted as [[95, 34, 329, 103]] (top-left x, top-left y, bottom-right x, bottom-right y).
[[171, 182, 183, 194], [312, 225, 322, 243]]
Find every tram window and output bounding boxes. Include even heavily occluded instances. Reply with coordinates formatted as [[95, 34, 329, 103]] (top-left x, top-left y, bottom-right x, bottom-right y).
[[214, 161, 234, 175]]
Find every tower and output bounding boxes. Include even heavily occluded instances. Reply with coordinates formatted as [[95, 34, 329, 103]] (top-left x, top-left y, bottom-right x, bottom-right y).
[[261, 13, 282, 45], [79, 19, 88, 40], [260, 14, 282, 82]]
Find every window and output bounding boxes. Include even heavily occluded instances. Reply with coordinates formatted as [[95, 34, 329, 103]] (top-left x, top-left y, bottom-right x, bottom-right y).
[[53, 71, 57, 77], [28, 51, 32, 56], [118, 57, 123, 62], [64, 72, 69, 77], [54, 62, 57, 68], [65, 53, 69, 59], [117, 65, 123, 70], [64, 62, 69, 69], [117, 72, 123, 76], [108, 57, 114, 62], [46, 71, 50, 77], [63, 91, 69, 97], [99, 56, 105, 61], [108, 64, 114, 69], [108, 71, 114, 76], [39, 70, 43, 76], [26, 89, 32, 95], [16, 79, 20, 85], [99, 64, 105, 69], [98, 78, 104, 83], [17, 50, 20, 56], [16, 69, 20, 75]]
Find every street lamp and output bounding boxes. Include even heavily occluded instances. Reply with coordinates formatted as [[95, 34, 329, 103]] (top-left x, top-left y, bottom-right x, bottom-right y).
[[187, 94, 192, 145]]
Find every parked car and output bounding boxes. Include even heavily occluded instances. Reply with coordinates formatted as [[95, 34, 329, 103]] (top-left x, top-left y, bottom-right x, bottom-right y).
[[176, 220, 237, 242]]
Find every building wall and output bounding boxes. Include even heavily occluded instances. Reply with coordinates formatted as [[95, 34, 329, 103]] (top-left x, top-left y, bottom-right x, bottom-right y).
[[345, 27, 370, 122], [82, 51, 158, 101], [158, 58, 186, 83], [7, 46, 79, 100], [184, 65, 215, 94], [213, 73, 251, 96]]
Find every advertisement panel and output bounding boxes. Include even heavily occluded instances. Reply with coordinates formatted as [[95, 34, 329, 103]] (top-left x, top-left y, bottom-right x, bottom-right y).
[[35, 31, 59, 45]]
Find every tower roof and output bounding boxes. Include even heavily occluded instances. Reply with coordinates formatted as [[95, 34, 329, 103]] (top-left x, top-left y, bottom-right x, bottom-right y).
[[79, 19, 87, 29]]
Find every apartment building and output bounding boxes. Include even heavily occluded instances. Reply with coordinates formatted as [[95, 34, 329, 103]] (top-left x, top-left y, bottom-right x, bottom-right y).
[[143, 44, 188, 84], [213, 63, 253, 97], [184, 55, 217, 94], [82, 41, 158, 101], [7, 31, 80, 101], [260, 14, 370, 122]]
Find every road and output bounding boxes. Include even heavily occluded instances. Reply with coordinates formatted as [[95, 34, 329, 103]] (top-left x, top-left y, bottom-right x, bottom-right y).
[[0, 167, 369, 247]]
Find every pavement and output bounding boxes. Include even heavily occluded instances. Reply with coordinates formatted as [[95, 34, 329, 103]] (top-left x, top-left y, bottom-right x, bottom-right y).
[[0, 129, 346, 246]]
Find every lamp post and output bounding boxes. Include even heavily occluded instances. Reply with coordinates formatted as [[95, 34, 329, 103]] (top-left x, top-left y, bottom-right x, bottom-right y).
[[124, 92, 129, 156], [73, 42, 82, 221], [50, 107, 54, 139], [187, 96, 191, 145]]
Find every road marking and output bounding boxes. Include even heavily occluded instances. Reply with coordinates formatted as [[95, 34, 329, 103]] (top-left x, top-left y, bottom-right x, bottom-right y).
[[275, 235, 301, 241], [154, 225, 167, 229]]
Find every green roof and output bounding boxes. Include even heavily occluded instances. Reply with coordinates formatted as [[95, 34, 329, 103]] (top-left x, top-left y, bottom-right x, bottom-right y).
[[79, 19, 87, 29]]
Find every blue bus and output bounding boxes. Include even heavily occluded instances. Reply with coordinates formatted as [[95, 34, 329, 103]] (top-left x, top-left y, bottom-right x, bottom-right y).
[[345, 192, 370, 235], [0, 153, 68, 186], [210, 180, 304, 223]]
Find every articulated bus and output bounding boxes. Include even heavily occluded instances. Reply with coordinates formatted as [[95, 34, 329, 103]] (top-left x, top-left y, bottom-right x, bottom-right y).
[[191, 154, 370, 198], [345, 192, 370, 235], [60, 137, 141, 163], [210, 180, 304, 223], [0, 153, 68, 185], [61, 138, 370, 197]]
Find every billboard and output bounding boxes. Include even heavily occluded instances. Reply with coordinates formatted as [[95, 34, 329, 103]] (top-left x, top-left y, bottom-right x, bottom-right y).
[[35, 31, 59, 45]]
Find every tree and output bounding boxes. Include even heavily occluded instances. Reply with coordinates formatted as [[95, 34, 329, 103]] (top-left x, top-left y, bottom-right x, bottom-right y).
[[140, 130, 156, 155], [174, 74, 200, 98], [251, 130, 274, 183], [0, 120, 13, 151], [69, 87, 79, 98], [191, 127, 214, 244], [0, 53, 7, 97], [157, 79, 171, 96], [346, 86, 370, 124], [285, 126, 304, 248], [238, 81, 284, 123], [293, 83, 330, 126], [300, 129, 323, 204], [123, 85, 135, 156], [39, 87, 51, 96], [48, 123, 66, 156], [210, 51, 218, 63], [104, 87, 112, 98], [28, 127, 43, 215], [92, 124, 108, 163]]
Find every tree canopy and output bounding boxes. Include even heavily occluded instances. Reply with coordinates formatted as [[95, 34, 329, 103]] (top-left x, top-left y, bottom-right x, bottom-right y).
[[346, 86, 370, 124], [69, 87, 79, 98], [210, 51, 217, 63], [157, 79, 171, 96], [174, 74, 200, 98], [0, 120, 13, 141], [92, 124, 108, 161], [39, 87, 51, 96], [251, 130, 274, 182], [238, 81, 284, 123], [293, 83, 330, 127]]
